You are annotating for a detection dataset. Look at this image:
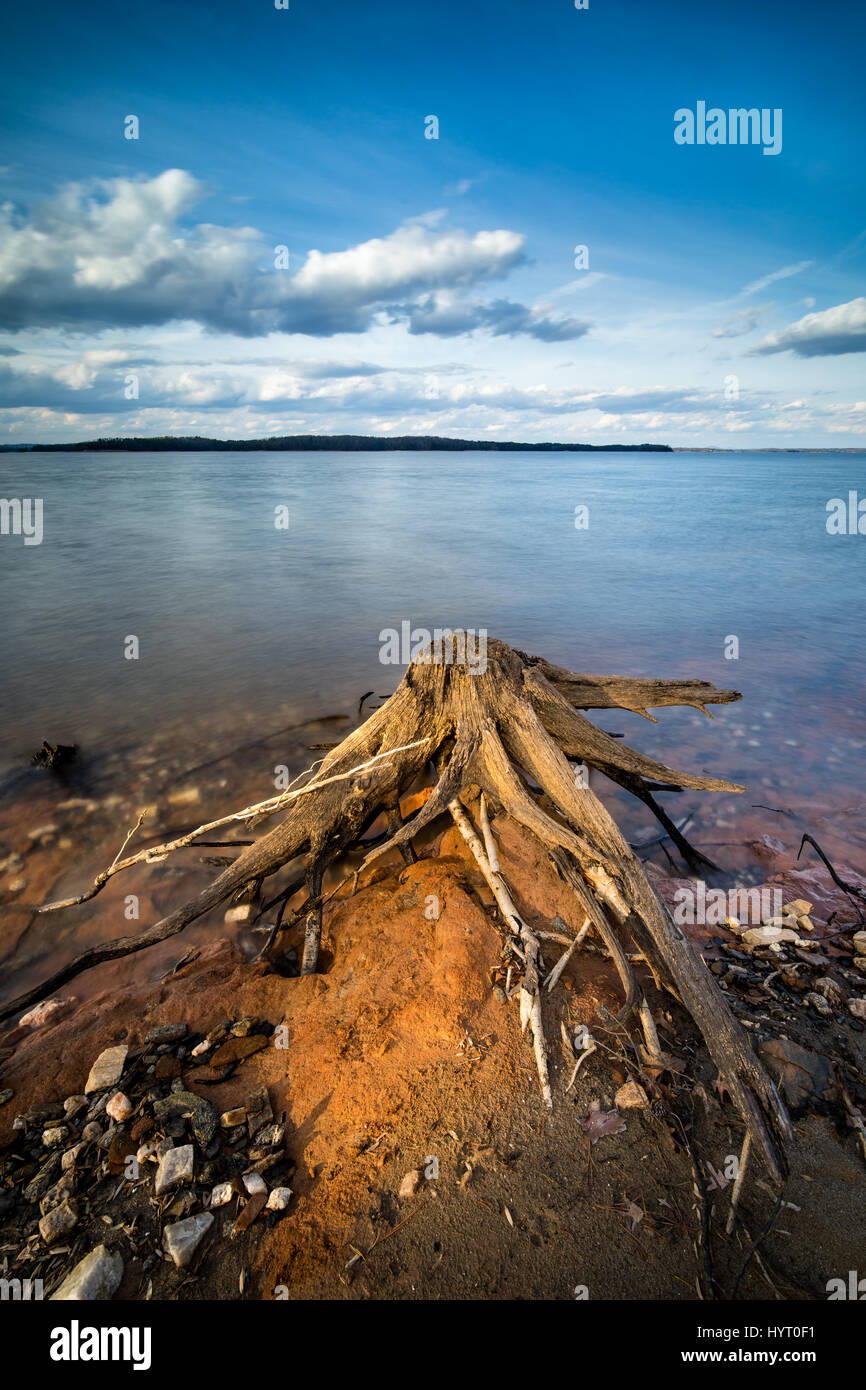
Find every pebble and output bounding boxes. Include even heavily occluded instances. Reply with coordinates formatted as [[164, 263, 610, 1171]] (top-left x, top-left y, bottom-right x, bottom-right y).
[[84, 1044, 128, 1094], [80, 1122, 102, 1144], [43, 1125, 70, 1148], [144, 1023, 188, 1045], [153, 1091, 218, 1147], [242, 1171, 267, 1195], [784, 899, 813, 917], [265, 1187, 293, 1212], [19, 997, 76, 1028], [191, 1040, 210, 1057], [849, 998, 866, 1021], [209, 1182, 234, 1208], [106, 1092, 132, 1123], [155, 1143, 194, 1196], [50, 1244, 124, 1301], [61, 1143, 85, 1171], [63, 1095, 88, 1119], [221, 1107, 246, 1129], [805, 992, 832, 1016], [167, 787, 201, 807], [399, 1170, 422, 1198], [614, 1080, 648, 1110], [162, 1211, 213, 1269], [39, 1199, 79, 1245], [741, 926, 784, 947], [225, 904, 252, 923]]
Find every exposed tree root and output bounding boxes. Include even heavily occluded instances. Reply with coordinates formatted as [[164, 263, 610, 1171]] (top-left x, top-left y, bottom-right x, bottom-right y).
[[0, 636, 792, 1182]]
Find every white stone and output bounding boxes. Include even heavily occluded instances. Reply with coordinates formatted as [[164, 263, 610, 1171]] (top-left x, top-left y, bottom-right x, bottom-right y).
[[848, 998, 866, 1021], [265, 1187, 293, 1212], [242, 1171, 267, 1195], [84, 1044, 128, 1094], [163, 1212, 213, 1269], [209, 1182, 234, 1208], [155, 1143, 194, 1196], [50, 1244, 123, 1300]]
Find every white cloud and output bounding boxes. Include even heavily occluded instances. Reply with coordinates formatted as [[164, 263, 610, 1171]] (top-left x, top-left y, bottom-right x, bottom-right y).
[[751, 297, 866, 357], [740, 260, 812, 296], [0, 169, 584, 342]]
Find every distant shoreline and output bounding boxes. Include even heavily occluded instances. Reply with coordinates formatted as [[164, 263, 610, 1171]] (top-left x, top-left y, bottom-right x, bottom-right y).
[[1, 434, 671, 453], [1, 434, 864, 453]]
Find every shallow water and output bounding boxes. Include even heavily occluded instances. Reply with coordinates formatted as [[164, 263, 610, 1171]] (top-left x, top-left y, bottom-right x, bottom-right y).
[[0, 448, 864, 797]]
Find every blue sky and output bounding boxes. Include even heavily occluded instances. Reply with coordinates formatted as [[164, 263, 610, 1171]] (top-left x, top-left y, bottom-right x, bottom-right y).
[[1, 0, 864, 445]]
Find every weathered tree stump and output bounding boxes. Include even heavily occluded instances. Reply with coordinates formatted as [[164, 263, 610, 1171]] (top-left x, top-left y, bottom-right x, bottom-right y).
[[0, 636, 792, 1182]]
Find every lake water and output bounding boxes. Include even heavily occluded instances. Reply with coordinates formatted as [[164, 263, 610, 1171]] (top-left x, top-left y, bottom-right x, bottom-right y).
[[1, 449, 865, 805]]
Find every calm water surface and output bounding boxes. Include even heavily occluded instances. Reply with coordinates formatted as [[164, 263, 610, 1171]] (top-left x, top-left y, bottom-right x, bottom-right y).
[[1, 449, 864, 798]]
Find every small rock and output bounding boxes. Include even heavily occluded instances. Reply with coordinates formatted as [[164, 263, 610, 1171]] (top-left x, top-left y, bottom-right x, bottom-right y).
[[154, 1055, 182, 1081], [162, 1211, 213, 1268], [246, 1085, 273, 1138], [61, 1143, 84, 1171], [63, 1095, 88, 1119], [209, 1182, 233, 1208], [853, 930, 866, 954], [220, 1107, 246, 1129], [153, 1091, 218, 1147], [0, 1089, 13, 1106], [399, 1170, 422, 1198], [805, 991, 832, 1016], [39, 1199, 79, 1245], [224, 905, 252, 923], [265, 1187, 293, 1212], [242, 1171, 267, 1195], [155, 1143, 194, 1196], [80, 1122, 102, 1144], [43, 1125, 70, 1148], [232, 1191, 267, 1234], [784, 899, 813, 917], [50, 1244, 124, 1301], [191, 1039, 210, 1057], [849, 998, 866, 1021], [19, 996, 76, 1028], [106, 1092, 132, 1123], [210, 1034, 268, 1068], [797, 914, 814, 933], [614, 1080, 648, 1110], [814, 977, 844, 1007], [84, 1044, 128, 1094], [741, 925, 783, 947], [145, 1023, 188, 1045]]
